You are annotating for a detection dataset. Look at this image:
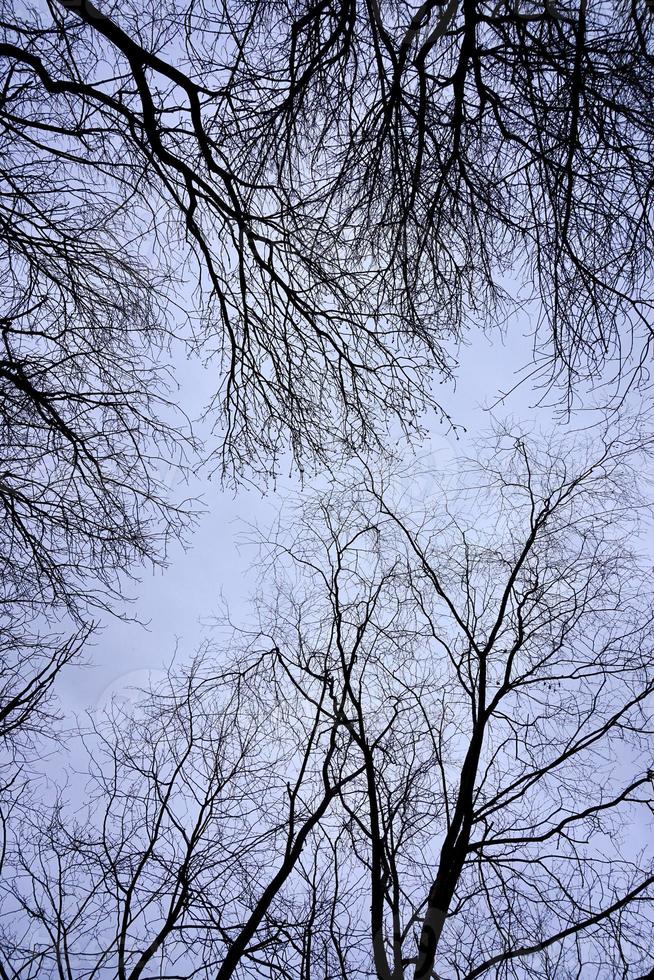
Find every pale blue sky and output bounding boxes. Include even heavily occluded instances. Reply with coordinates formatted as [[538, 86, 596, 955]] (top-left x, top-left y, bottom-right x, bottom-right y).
[[63, 317, 559, 718]]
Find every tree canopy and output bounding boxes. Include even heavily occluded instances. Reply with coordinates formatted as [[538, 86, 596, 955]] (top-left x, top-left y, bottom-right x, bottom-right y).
[[2, 427, 653, 979], [1, 3, 654, 976], [2, 0, 653, 479]]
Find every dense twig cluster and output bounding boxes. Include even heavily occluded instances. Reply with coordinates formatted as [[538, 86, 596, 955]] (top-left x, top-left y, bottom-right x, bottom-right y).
[[220, 0, 654, 394], [4, 0, 653, 480], [1, 1, 654, 976], [1, 429, 653, 979]]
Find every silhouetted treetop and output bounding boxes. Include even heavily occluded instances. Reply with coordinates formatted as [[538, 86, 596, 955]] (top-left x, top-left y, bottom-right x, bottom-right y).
[[3, 0, 652, 478], [2, 422, 653, 978]]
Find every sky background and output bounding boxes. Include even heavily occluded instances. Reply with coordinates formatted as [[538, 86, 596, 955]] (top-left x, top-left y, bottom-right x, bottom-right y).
[[58, 316, 562, 719]]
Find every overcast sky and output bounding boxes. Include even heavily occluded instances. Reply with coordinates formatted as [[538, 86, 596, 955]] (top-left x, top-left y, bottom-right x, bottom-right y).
[[59, 313, 570, 719]]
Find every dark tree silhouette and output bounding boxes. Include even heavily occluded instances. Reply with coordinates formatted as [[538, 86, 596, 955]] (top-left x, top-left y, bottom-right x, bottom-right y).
[[0, 0, 443, 482], [224, 0, 654, 399], [1, 0, 653, 971], [1, 5, 194, 770], [0, 623, 91, 880], [0, 626, 89, 758], [2, 425, 653, 979], [1, 0, 651, 769], [3, 0, 652, 483], [0, 124, 193, 620], [0, 173, 192, 799]]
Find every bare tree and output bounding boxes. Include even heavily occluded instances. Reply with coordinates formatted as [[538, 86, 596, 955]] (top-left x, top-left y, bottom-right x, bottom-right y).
[[2, 0, 652, 775], [0, 0, 444, 483], [0, 204, 193, 810], [3, 6, 654, 970], [0, 26, 195, 775], [0, 646, 373, 979], [221, 0, 654, 401], [250, 427, 654, 979], [358, 427, 654, 979], [2, 0, 653, 466], [1, 424, 653, 979], [0, 626, 90, 762], [0, 623, 92, 891], [0, 133, 194, 621]]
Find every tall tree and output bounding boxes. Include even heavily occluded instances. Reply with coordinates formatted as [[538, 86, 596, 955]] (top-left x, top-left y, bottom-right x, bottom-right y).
[[2, 424, 653, 979], [0, 172, 192, 790], [0, 0, 442, 482], [217, 0, 654, 399]]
